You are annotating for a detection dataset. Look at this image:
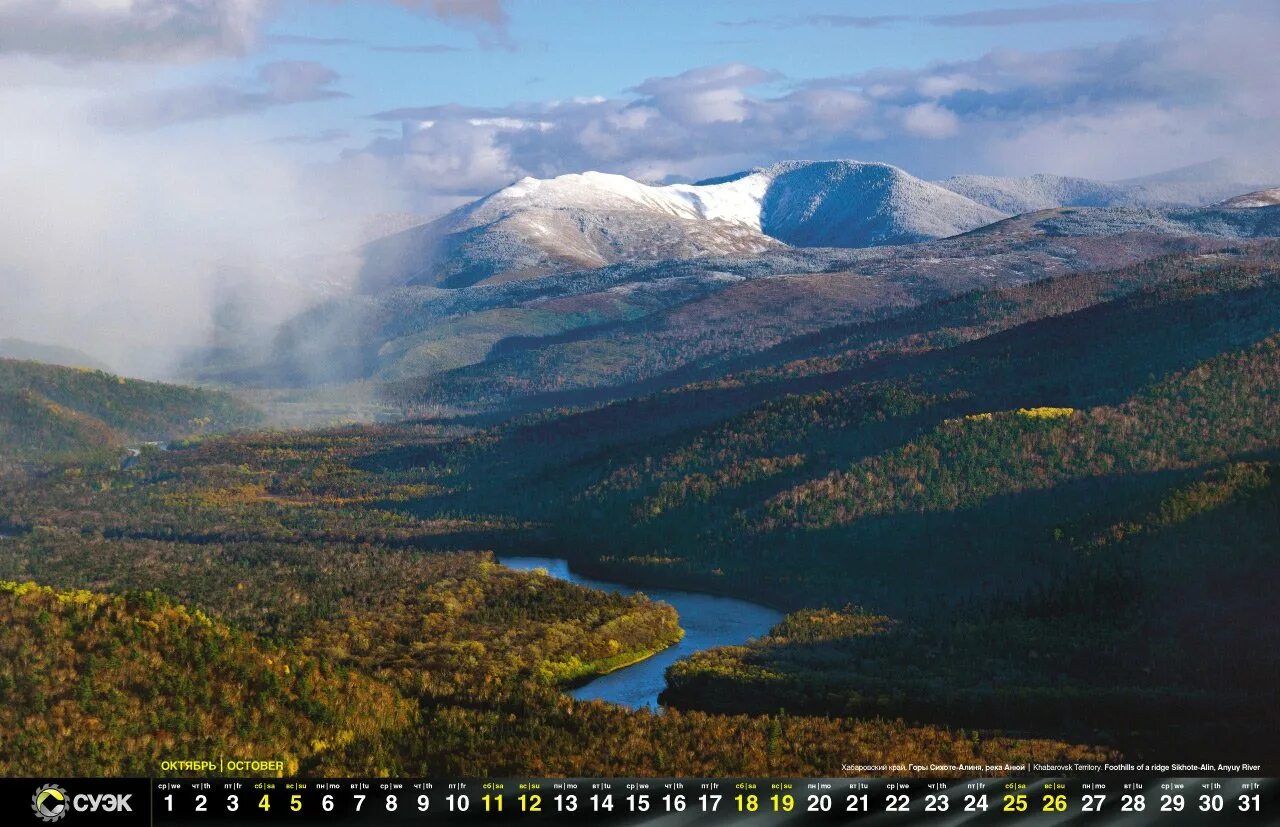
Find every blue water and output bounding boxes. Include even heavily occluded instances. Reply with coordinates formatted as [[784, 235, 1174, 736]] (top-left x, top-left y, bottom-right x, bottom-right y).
[[498, 556, 782, 710]]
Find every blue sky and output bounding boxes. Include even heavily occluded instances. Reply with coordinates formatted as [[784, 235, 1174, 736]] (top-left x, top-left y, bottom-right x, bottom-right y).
[[257, 0, 1151, 114], [239, 0, 1161, 172]]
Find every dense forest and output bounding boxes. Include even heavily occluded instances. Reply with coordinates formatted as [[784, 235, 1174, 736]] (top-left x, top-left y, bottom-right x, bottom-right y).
[[0, 436, 1094, 775], [0, 397, 1100, 775], [1, 244, 1277, 773], [0, 580, 409, 776]]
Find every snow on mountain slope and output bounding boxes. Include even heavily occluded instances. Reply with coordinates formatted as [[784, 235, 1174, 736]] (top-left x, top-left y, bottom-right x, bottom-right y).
[[494, 170, 773, 229], [1113, 158, 1277, 207], [358, 161, 1006, 290], [963, 204, 1280, 241], [215, 191, 1280, 388], [939, 173, 1136, 214], [1216, 188, 1280, 208], [760, 161, 1005, 247], [358, 172, 784, 291], [940, 162, 1279, 214]]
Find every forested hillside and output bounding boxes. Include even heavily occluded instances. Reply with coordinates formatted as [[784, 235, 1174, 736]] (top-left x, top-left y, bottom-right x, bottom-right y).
[[0, 422, 1097, 776], [0, 580, 410, 776], [0, 359, 260, 460], [3, 245, 1277, 772], [368, 245, 1280, 761]]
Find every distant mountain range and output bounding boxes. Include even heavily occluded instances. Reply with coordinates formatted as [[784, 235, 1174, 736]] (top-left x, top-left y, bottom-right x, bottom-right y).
[[355, 158, 1276, 293], [938, 158, 1275, 215], [357, 160, 1005, 290], [190, 157, 1280, 393]]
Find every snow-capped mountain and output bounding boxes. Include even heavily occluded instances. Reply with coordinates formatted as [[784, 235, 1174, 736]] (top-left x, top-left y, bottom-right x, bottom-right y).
[[755, 161, 1005, 247], [353, 158, 1278, 293], [358, 160, 1005, 290]]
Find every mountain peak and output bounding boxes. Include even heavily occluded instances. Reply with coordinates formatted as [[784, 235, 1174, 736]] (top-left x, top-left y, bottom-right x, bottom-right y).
[[758, 158, 901, 175], [360, 160, 1006, 290], [482, 168, 772, 230], [757, 160, 1004, 247], [475, 158, 998, 248]]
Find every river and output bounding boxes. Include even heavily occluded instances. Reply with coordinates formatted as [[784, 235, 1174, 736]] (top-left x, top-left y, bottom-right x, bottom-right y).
[[498, 556, 781, 710]]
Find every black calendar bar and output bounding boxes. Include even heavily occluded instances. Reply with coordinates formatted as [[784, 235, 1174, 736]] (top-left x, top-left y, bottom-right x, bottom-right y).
[[4, 777, 1278, 825]]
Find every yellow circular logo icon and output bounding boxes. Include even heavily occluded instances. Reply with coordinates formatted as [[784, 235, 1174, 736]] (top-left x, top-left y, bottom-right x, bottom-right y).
[[32, 784, 69, 822]]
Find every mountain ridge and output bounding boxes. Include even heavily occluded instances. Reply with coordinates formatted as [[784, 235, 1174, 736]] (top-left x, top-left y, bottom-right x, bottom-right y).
[[942, 159, 1278, 214], [357, 160, 1006, 291], [360, 158, 1276, 294], [1217, 187, 1280, 209]]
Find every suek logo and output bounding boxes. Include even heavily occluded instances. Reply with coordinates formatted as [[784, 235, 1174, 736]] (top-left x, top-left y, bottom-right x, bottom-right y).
[[32, 784, 68, 822], [31, 784, 133, 822]]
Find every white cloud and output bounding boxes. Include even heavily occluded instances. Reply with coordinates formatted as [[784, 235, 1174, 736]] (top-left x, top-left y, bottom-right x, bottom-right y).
[[353, 62, 882, 190], [632, 63, 776, 124], [95, 60, 347, 131], [0, 73, 404, 377], [0, 0, 513, 62], [901, 102, 959, 138], [916, 73, 992, 98], [0, 0, 267, 61], [346, 0, 1280, 197]]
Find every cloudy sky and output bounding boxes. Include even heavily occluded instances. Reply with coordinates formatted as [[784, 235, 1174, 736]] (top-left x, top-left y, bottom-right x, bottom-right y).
[[1, 0, 1277, 374]]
